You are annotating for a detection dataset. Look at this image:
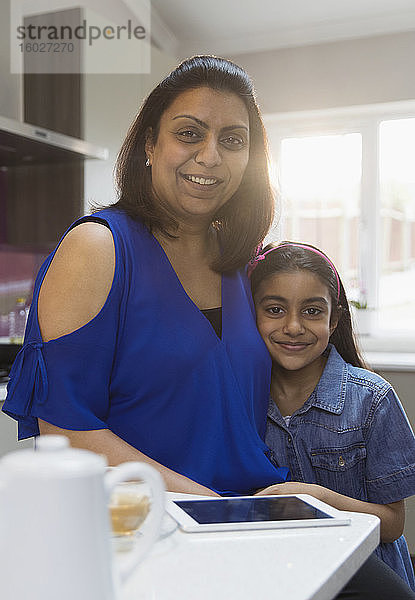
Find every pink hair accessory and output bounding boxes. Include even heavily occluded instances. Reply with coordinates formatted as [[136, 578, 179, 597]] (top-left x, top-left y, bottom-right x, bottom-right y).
[[247, 242, 341, 302], [246, 243, 264, 278]]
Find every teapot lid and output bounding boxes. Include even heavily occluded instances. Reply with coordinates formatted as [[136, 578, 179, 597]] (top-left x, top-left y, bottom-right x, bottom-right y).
[[0, 435, 107, 478]]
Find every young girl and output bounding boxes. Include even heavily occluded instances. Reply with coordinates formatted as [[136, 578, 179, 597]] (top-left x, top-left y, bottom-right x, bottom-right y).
[[249, 241, 415, 591]]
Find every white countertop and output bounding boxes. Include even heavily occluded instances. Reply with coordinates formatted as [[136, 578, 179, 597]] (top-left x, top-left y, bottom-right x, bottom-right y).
[[120, 493, 380, 600]]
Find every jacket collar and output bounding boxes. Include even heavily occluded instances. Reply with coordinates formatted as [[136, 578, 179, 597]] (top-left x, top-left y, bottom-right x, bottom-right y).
[[310, 344, 347, 414]]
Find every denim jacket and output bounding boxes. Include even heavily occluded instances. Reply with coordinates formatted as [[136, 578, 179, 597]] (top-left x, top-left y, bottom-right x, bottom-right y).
[[265, 344, 415, 590]]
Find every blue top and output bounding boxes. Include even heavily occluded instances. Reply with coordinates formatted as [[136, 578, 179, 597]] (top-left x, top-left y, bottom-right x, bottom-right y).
[[265, 344, 415, 589], [3, 208, 289, 495]]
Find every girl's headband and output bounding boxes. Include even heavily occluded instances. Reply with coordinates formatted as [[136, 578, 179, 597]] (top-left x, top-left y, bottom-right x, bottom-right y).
[[247, 242, 341, 302]]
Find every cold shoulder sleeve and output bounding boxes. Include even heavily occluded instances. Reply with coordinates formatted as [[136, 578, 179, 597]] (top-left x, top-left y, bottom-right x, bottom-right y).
[[2, 215, 124, 440]]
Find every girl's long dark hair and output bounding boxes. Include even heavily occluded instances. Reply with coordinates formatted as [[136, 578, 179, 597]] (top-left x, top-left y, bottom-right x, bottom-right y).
[[250, 242, 367, 368], [100, 55, 274, 273]]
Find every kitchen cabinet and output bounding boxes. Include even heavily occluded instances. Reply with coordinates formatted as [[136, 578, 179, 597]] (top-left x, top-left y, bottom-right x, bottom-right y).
[[0, 115, 107, 455], [0, 114, 108, 318], [0, 114, 107, 246], [0, 5, 107, 454]]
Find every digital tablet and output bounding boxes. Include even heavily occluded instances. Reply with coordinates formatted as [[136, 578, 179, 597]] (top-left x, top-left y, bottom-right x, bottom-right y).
[[166, 494, 351, 533]]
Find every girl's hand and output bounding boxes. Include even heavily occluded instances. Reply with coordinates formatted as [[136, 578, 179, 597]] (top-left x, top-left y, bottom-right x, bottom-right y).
[[254, 481, 405, 543], [254, 481, 325, 501]]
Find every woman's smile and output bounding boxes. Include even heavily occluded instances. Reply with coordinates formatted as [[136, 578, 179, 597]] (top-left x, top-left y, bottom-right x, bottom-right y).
[[181, 173, 222, 187], [179, 172, 224, 195]]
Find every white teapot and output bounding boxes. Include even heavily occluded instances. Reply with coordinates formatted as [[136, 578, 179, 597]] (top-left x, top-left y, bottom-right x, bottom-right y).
[[0, 435, 165, 600]]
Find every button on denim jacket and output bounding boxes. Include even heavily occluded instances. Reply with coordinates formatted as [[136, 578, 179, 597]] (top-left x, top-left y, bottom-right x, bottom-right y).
[[265, 344, 415, 590]]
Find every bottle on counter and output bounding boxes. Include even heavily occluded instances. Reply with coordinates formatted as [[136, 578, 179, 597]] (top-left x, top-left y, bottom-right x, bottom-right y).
[[8, 298, 28, 344]]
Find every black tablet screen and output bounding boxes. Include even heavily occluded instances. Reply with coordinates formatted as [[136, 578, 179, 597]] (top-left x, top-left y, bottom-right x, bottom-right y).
[[174, 497, 332, 525]]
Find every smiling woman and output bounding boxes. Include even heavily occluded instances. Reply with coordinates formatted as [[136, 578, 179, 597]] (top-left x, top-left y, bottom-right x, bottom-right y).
[[2, 55, 287, 498], [114, 55, 274, 273]]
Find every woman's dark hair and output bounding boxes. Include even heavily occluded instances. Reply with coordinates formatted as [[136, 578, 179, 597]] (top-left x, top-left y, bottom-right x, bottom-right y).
[[107, 55, 274, 273], [250, 242, 367, 368]]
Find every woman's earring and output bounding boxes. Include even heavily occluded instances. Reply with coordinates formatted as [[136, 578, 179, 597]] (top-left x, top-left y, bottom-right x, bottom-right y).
[[145, 158, 150, 167]]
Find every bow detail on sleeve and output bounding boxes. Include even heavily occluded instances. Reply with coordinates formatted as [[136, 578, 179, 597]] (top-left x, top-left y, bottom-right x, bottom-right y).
[[6, 342, 49, 414]]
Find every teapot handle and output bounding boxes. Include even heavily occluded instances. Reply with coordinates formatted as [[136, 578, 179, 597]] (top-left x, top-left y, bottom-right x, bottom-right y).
[[104, 462, 165, 583]]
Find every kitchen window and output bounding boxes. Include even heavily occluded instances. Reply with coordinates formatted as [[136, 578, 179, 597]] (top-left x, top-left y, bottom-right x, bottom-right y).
[[379, 118, 415, 333], [264, 102, 415, 342]]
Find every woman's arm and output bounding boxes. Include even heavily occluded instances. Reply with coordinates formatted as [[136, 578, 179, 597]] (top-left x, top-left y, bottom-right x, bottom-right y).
[[38, 420, 218, 495], [255, 481, 404, 543], [37, 222, 218, 496], [38, 222, 115, 341]]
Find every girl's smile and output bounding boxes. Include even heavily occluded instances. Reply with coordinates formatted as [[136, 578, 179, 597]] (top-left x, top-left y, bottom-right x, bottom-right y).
[[274, 341, 311, 352]]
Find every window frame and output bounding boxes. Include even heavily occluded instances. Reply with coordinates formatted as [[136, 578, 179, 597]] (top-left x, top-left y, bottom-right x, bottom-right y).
[[264, 100, 415, 350]]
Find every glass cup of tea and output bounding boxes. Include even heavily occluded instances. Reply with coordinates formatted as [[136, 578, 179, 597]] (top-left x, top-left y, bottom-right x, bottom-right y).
[[109, 480, 151, 550]]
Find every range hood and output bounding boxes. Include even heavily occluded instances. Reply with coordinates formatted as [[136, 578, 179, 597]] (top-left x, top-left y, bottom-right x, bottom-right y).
[[0, 115, 108, 166]]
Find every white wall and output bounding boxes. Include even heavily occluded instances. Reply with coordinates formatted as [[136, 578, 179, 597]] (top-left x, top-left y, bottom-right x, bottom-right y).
[[230, 31, 415, 114], [377, 371, 415, 554]]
